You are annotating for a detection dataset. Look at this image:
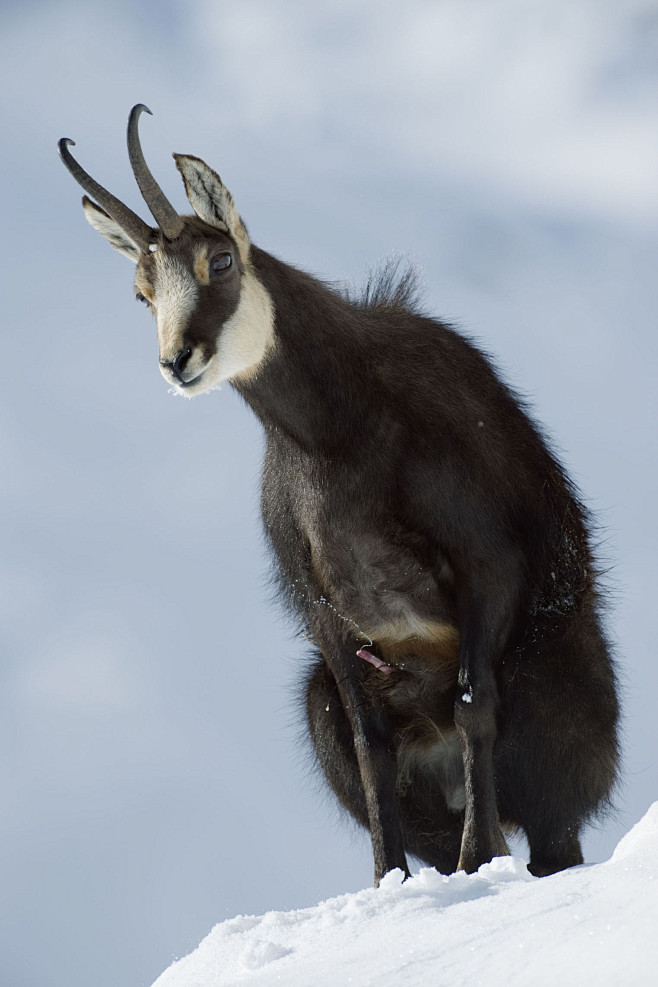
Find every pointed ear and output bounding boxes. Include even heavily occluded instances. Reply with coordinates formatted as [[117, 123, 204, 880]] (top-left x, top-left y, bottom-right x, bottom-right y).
[[82, 196, 142, 262], [173, 154, 250, 262]]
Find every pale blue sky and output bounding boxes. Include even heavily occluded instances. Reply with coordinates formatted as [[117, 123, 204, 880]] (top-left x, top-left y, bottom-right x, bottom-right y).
[[1, 3, 656, 986]]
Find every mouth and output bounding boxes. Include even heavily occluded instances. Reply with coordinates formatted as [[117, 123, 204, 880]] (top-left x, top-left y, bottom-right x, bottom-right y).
[[160, 366, 204, 389], [173, 371, 209, 397], [164, 362, 221, 398], [160, 358, 211, 395], [177, 372, 203, 389]]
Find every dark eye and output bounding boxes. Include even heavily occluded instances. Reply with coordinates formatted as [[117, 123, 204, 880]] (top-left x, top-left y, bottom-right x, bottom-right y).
[[210, 252, 233, 274], [135, 292, 150, 306]]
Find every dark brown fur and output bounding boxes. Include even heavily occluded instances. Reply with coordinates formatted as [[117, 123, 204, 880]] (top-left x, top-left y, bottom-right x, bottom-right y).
[[233, 249, 619, 882], [70, 163, 619, 884]]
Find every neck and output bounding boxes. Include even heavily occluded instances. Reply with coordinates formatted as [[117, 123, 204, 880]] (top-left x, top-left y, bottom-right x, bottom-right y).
[[232, 247, 374, 456]]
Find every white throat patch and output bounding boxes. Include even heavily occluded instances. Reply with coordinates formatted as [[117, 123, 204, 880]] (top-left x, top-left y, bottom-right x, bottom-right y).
[[216, 267, 275, 384]]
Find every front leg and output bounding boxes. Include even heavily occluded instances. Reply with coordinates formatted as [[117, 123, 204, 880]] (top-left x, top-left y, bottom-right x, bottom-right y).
[[312, 615, 410, 885], [453, 578, 518, 872], [454, 664, 510, 872]]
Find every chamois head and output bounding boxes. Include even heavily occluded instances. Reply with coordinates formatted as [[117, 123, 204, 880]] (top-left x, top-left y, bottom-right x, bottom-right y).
[[58, 105, 274, 396]]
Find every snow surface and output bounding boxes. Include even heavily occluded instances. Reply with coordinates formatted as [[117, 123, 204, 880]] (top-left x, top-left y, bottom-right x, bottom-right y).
[[153, 804, 658, 987]]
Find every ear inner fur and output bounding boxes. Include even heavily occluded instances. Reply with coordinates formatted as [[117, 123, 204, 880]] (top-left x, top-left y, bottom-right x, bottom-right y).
[[81, 196, 142, 262], [173, 153, 251, 264]]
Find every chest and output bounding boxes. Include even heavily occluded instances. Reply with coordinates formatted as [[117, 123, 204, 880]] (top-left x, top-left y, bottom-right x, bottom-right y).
[[263, 439, 458, 654]]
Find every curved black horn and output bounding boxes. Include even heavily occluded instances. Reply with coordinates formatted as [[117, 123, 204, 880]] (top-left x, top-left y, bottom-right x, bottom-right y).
[[58, 138, 153, 254], [127, 104, 184, 240]]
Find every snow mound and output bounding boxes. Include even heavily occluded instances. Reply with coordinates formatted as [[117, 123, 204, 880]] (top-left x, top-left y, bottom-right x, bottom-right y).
[[153, 804, 658, 986]]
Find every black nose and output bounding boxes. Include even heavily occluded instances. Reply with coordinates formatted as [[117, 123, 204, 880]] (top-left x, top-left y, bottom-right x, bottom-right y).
[[161, 348, 192, 381]]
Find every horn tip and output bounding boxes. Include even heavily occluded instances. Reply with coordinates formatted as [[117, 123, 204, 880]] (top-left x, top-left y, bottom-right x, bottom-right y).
[[131, 103, 153, 118], [57, 137, 76, 164]]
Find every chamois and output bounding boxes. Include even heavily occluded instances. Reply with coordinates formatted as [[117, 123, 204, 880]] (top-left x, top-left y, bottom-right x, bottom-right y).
[[59, 105, 619, 883]]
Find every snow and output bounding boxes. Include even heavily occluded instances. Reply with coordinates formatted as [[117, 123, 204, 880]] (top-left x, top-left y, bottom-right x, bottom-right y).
[[153, 804, 658, 986]]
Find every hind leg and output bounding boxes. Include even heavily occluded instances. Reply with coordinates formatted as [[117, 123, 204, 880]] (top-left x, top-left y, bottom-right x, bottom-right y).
[[306, 659, 463, 874], [495, 612, 619, 876]]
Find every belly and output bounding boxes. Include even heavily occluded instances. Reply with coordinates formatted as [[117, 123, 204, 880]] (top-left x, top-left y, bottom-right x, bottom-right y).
[[309, 525, 459, 660], [363, 615, 460, 666]]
